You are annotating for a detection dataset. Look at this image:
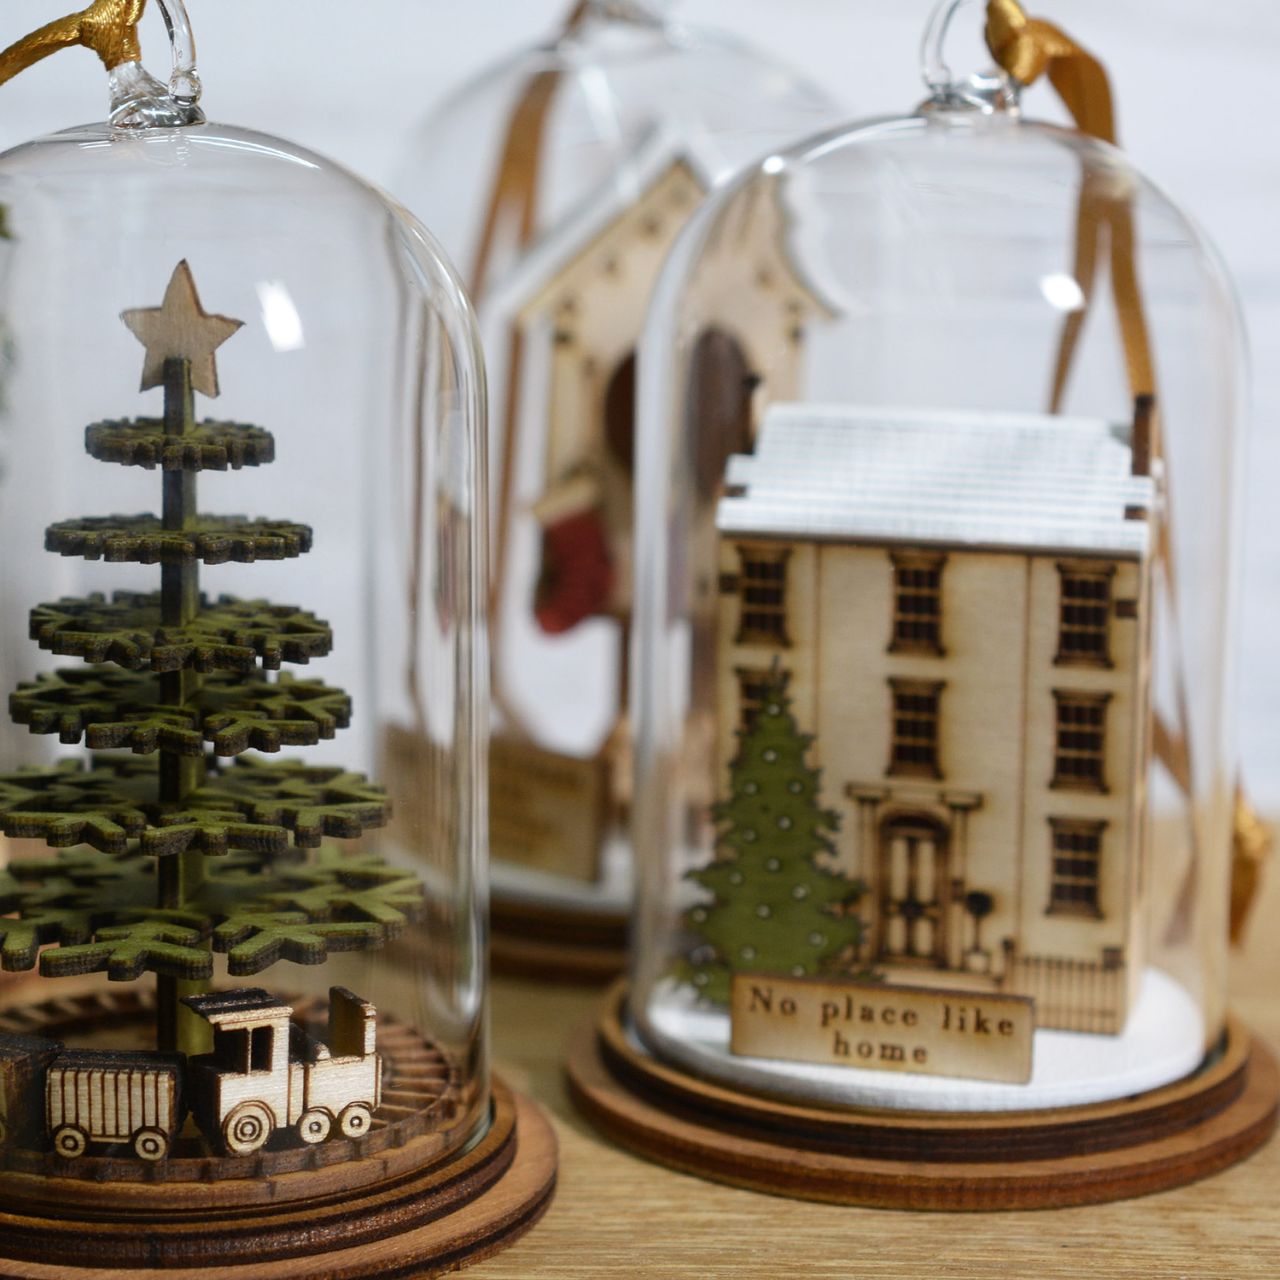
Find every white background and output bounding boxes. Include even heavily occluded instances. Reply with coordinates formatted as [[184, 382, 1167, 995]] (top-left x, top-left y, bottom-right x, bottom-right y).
[[0, 0, 1274, 800]]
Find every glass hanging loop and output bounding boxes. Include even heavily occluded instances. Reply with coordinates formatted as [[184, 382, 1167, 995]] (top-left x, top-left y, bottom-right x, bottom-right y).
[[154, 0, 201, 108], [0, 0, 202, 127], [920, 0, 1017, 113]]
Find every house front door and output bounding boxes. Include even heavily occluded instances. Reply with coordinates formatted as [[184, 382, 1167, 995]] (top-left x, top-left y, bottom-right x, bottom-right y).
[[876, 815, 949, 966]]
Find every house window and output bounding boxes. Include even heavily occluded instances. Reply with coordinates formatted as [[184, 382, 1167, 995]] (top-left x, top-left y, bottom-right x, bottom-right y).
[[888, 680, 944, 778], [1052, 691, 1110, 791], [890, 553, 944, 654], [1047, 819, 1105, 917], [736, 666, 785, 733], [1056, 564, 1114, 666], [735, 545, 790, 646]]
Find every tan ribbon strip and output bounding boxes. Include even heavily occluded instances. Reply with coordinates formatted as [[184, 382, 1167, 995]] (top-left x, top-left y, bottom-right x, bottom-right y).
[[472, 3, 592, 734], [986, 0, 1268, 934], [0, 0, 146, 87]]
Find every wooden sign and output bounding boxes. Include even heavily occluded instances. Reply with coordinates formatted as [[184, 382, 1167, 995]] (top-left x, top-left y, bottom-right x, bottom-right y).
[[730, 974, 1035, 1085], [489, 735, 609, 882]]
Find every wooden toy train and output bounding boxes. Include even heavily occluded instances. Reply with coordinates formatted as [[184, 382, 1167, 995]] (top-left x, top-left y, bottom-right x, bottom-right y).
[[0, 987, 381, 1162]]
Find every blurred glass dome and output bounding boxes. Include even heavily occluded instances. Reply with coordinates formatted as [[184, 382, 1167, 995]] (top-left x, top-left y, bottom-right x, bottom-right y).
[[395, 0, 846, 929]]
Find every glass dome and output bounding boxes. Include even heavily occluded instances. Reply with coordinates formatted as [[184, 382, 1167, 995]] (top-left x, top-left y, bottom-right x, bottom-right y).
[[629, 8, 1245, 1112], [0, 5, 491, 1258], [394, 0, 843, 928]]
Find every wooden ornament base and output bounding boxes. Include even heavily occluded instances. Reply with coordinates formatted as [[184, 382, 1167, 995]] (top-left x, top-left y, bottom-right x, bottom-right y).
[[567, 982, 1279, 1210], [0, 1082, 555, 1278], [0, 993, 557, 1277], [491, 895, 628, 985]]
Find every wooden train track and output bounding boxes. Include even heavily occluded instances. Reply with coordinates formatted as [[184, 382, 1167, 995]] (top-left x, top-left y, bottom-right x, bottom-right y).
[[0, 988, 469, 1198]]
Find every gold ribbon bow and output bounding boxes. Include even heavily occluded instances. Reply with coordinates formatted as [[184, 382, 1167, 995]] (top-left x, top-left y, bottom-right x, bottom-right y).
[[985, 0, 1269, 941], [0, 0, 146, 89]]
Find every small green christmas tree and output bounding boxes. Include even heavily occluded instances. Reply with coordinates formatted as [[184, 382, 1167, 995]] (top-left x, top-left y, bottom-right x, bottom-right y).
[[682, 669, 862, 1005], [0, 261, 419, 1054]]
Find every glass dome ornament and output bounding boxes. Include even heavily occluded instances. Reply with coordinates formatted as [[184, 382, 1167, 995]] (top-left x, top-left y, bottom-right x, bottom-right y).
[[394, 0, 845, 981], [568, 0, 1278, 1207], [0, 3, 555, 1274]]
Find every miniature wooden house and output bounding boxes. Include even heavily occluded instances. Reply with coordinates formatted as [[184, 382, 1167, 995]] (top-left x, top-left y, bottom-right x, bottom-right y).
[[484, 133, 830, 877], [714, 403, 1158, 1034]]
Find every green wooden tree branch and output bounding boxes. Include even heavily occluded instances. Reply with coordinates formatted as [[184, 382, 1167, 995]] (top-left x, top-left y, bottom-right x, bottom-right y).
[[0, 908, 93, 971], [12, 668, 352, 756], [42, 918, 213, 981], [85, 417, 275, 471], [29, 593, 333, 672], [0, 757, 390, 857], [45, 514, 313, 565], [213, 910, 384, 976]]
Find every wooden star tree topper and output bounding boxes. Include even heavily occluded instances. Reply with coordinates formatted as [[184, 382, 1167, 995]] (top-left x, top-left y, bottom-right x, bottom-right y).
[[121, 260, 243, 398]]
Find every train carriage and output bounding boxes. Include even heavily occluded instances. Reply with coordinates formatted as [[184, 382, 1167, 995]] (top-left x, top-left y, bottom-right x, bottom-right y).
[[46, 1050, 185, 1161]]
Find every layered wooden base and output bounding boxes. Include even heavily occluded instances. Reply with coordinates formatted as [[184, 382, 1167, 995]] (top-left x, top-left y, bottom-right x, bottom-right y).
[[0, 991, 556, 1276], [491, 895, 627, 985], [567, 982, 1279, 1210], [0, 1078, 555, 1278]]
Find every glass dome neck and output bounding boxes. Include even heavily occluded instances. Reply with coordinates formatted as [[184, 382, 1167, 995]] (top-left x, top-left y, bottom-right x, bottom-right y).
[[919, 70, 1021, 119], [108, 60, 203, 128]]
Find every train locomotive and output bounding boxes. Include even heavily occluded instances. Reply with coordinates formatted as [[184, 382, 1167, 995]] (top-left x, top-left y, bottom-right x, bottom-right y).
[[0, 987, 381, 1162]]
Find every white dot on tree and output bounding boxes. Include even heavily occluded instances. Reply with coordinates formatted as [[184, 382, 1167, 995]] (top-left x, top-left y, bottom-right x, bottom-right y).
[[792, 885, 809, 900], [762, 749, 778, 763], [756, 905, 771, 919], [808, 932, 826, 946], [777, 815, 793, 830], [740, 946, 756, 960], [765, 858, 780, 871]]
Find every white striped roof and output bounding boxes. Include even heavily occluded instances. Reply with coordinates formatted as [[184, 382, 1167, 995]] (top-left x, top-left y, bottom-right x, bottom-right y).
[[717, 404, 1156, 559]]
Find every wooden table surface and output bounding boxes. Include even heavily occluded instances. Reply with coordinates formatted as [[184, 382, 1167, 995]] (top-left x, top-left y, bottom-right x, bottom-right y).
[[470, 871, 1280, 1279]]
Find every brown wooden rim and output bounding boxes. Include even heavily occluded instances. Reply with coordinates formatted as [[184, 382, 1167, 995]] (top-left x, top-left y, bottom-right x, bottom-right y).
[[0, 1076, 525, 1270], [0, 1082, 557, 1277], [490, 894, 627, 984], [567, 980, 1279, 1210], [597, 981, 1255, 1162]]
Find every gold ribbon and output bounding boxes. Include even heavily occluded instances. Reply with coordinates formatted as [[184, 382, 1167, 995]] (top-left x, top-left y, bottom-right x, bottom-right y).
[[0, 0, 146, 89], [985, 0, 1153, 408], [1231, 791, 1272, 944], [985, 0, 1269, 934], [470, 1, 596, 735]]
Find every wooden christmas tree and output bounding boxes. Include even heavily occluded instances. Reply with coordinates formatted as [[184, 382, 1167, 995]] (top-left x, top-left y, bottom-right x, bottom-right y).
[[683, 670, 862, 1005], [0, 261, 419, 1054]]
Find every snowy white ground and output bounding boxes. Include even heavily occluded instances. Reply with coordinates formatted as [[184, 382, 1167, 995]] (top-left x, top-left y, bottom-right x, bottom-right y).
[[637, 966, 1206, 1111]]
